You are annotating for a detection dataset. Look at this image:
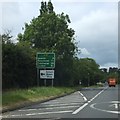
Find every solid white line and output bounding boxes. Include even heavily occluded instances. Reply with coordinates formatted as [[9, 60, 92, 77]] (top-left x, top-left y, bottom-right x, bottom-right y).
[[11, 114, 23, 117], [78, 91, 87, 101], [72, 87, 108, 114], [88, 90, 104, 103], [72, 103, 88, 114], [26, 110, 73, 116], [19, 109, 37, 111], [19, 105, 79, 112], [46, 102, 82, 107], [42, 102, 60, 104], [10, 110, 73, 117]]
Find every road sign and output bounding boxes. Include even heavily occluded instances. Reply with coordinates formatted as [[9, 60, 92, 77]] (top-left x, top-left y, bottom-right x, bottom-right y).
[[40, 70, 54, 79], [36, 53, 55, 68]]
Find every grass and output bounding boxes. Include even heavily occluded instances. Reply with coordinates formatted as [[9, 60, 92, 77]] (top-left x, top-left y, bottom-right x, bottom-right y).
[[2, 87, 78, 108]]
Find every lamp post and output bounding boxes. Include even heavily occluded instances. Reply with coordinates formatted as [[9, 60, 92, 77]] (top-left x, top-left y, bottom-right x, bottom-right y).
[[88, 72, 90, 87]]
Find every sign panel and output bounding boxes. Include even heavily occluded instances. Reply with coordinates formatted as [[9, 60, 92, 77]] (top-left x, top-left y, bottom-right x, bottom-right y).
[[36, 53, 55, 68], [40, 70, 54, 79]]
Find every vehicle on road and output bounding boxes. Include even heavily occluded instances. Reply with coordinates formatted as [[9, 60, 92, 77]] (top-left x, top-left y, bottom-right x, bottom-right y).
[[107, 77, 116, 87]]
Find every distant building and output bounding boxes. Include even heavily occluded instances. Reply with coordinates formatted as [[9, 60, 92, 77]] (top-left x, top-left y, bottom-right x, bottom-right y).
[[100, 68, 108, 73], [108, 67, 118, 73]]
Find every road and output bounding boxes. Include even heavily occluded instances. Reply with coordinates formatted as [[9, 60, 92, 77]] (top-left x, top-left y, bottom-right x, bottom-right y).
[[2, 85, 119, 119]]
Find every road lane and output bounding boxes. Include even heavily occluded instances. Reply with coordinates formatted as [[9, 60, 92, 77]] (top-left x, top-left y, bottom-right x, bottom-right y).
[[72, 87, 107, 114], [2, 86, 119, 119], [67, 86, 119, 118]]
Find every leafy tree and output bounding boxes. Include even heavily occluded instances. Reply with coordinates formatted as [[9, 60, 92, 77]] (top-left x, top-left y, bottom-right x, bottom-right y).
[[2, 30, 13, 44], [18, 1, 75, 56], [2, 33, 36, 89], [18, 1, 76, 86], [2, 1, 106, 89], [74, 58, 102, 86]]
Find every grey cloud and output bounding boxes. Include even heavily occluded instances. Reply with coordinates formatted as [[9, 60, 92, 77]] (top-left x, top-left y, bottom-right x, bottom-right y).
[[2, 2, 40, 36], [74, 8, 118, 67], [1, 1, 118, 68]]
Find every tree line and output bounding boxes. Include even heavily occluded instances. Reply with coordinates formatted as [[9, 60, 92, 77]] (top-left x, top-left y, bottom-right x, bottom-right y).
[[2, 1, 105, 90]]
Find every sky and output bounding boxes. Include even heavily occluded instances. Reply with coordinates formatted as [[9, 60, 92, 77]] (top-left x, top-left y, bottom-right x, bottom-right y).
[[0, 0, 119, 69]]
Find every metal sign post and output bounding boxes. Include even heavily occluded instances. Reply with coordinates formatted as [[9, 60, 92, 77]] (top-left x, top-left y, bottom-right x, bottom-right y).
[[52, 79, 53, 87], [37, 68, 39, 86]]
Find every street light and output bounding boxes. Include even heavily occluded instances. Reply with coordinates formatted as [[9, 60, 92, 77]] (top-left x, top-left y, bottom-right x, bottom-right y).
[[88, 72, 90, 87]]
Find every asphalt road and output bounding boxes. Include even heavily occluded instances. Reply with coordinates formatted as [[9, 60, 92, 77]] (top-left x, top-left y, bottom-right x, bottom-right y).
[[2, 85, 119, 119]]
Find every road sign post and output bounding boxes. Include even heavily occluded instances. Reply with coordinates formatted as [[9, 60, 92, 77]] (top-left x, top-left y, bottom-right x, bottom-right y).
[[37, 68, 39, 86], [36, 53, 55, 86]]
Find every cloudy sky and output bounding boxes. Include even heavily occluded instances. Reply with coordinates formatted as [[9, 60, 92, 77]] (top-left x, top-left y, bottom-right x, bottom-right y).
[[0, 0, 119, 68]]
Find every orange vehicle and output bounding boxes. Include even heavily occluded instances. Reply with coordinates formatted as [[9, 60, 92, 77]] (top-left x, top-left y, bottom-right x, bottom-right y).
[[108, 78, 117, 87]]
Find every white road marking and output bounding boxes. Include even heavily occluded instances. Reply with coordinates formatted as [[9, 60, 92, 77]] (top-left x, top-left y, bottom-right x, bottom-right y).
[[26, 110, 73, 116], [46, 102, 82, 107], [11, 114, 23, 117], [19, 109, 38, 111], [111, 101, 120, 104], [78, 91, 87, 101], [88, 86, 108, 103], [90, 102, 120, 114], [19, 105, 79, 112], [42, 102, 60, 104], [72, 103, 88, 114], [72, 87, 108, 114], [109, 103, 119, 109], [10, 110, 73, 117]]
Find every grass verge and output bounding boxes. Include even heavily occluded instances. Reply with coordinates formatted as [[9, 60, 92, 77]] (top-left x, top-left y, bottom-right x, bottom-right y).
[[2, 86, 79, 109]]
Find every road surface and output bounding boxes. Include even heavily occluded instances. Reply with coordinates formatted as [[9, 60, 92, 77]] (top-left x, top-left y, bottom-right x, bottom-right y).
[[2, 85, 119, 119]]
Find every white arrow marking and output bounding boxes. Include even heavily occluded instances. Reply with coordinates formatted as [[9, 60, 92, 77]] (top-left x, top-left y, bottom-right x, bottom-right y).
[[109, 103, 120, 109]]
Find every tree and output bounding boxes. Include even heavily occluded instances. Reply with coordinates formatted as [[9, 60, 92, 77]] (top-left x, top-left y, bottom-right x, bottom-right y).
[[18, 1, 76, 86], [18, 1, 75, 55], [74, 58, 102, 86], [2, 33, 36, 89], [2, 30, 13, 44]]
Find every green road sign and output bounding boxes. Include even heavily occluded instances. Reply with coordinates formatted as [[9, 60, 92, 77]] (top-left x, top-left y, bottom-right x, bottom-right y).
[[36, 53, 55, 68]]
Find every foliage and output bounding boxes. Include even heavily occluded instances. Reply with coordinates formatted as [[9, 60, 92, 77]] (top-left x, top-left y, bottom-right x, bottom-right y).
[[2, 30, 13, 44], [72, 58, 102, 86], [3, 87, 76, 106], [2, 39, 36, 89], [2, 1, 105, 89], [18, 1, 76, 86]]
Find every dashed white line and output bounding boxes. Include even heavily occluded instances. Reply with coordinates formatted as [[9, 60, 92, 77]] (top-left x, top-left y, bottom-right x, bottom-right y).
[[72, 87, 108, 114], [78, 91, 87, 101]]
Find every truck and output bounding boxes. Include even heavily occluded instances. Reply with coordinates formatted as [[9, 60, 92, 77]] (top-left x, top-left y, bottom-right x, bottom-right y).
[[107, 77, 117, 87]]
